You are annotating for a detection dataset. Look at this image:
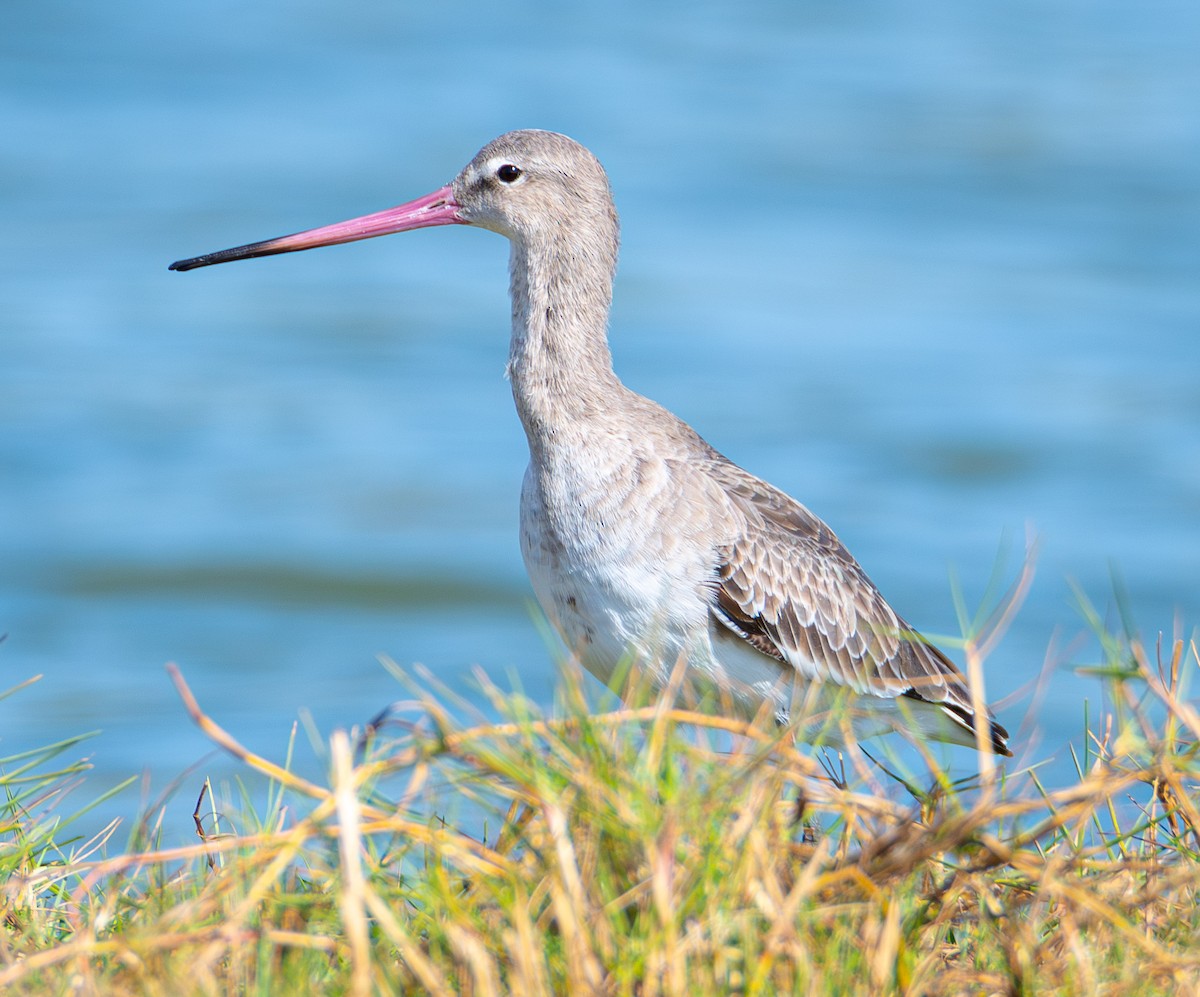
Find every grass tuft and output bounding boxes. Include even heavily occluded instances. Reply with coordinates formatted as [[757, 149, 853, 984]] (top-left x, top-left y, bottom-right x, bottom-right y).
[[1, 619, 1199, 994]]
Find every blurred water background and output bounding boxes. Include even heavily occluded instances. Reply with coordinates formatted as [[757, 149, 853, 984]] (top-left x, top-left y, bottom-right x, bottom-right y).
[[3, 1, 1198, 840]]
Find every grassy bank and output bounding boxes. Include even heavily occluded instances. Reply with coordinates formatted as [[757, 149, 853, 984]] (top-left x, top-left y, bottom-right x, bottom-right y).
[[1, 618, 1198, 995]]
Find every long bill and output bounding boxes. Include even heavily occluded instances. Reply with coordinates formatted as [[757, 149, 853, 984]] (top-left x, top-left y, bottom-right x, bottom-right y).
[[169, 184, 464, 272]]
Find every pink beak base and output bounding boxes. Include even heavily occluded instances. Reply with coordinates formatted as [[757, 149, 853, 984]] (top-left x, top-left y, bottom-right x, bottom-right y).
[[169, 184, 464, 272]]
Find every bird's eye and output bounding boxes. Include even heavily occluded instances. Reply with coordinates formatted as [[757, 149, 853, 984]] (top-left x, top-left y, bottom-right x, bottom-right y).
[[496, 164, 523, 183]]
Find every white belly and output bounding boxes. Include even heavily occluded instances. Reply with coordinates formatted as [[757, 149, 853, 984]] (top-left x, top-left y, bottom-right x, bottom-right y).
[[518, 461, 793, 716], [519, 462, 689, 683]]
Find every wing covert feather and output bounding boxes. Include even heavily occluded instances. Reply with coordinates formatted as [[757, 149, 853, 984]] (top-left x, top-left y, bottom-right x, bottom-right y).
[[704, 458, 981, 716]]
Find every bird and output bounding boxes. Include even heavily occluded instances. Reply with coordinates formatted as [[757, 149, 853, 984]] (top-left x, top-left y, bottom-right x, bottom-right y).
[[170, 129, 1011, 756]]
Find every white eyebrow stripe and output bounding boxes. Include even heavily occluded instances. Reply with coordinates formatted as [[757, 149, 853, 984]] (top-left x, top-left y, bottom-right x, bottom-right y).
[[484, 154, 530, 184]]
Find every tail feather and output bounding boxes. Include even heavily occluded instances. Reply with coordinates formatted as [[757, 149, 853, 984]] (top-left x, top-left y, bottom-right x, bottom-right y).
[[904, 691, 1011, 756]]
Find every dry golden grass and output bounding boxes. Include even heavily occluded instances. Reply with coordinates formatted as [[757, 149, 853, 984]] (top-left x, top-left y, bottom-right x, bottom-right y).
[[1, 614, 1198, 995]]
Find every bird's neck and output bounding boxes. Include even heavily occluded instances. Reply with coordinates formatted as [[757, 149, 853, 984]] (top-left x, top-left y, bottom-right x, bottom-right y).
[[506, 233, 626, 447]]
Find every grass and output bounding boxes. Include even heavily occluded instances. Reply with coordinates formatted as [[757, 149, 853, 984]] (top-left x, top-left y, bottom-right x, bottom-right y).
[[1, 611, 1199, 995]]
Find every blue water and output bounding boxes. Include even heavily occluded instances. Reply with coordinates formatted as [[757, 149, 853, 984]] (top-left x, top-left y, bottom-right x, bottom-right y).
[[3, 1, 1198, 839]]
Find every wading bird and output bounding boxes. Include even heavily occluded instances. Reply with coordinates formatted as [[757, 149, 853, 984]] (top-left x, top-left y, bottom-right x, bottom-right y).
[[171, 129, 1010, 756]]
